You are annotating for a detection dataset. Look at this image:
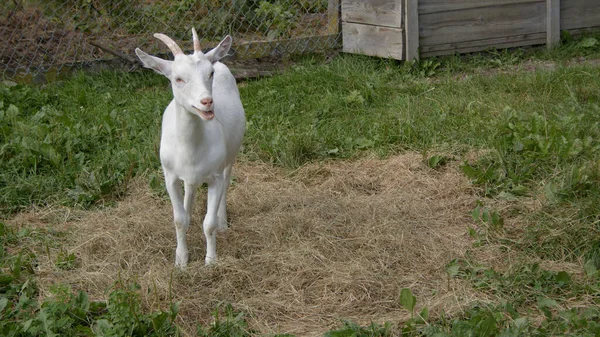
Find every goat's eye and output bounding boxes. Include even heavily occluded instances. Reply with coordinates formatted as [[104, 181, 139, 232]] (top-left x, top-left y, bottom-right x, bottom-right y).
[[209, 71, 214, 78], [175, 78, 185, 83]]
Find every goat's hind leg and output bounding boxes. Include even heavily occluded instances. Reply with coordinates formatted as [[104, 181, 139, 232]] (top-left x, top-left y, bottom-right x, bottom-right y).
[[164, 171, 190, 267], [217, 164, 232, 232], [183, 181, 197, 223]]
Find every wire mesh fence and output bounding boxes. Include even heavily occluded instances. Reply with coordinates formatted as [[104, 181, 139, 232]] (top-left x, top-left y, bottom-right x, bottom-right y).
[[1, 0, 341, 81]]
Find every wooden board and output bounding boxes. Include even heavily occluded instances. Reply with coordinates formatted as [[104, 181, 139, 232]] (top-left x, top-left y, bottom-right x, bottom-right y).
[[421, 32, 546, 56], [339, 0, 600, 61], [420, 1, 546, 47], [419, 0, 543, 14], [567, 27, 600, 36], [422, 37, 546, 57], [561, 0, 600, 30], [405, 0, 419, 61], [342, 22, 404, 59], [547, 0, 560, 48], [341, 0, 403, 28]]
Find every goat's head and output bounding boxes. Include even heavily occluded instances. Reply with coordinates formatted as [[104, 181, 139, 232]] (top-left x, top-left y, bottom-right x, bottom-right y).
[[135, 29, 232, 121]]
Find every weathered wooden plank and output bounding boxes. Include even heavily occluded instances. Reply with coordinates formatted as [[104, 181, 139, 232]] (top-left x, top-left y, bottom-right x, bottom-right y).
[[420, 32, 546, 56], [566, 27, 600, 36], [420, 1, 546, 47], [341, 0, 403, 28], [405, 0, 419, 61], [422, 36, 546, 57], [547, 0, 560, 48], [561, 0, 600, 30], [328, 0, 341, 34], [342, 22, 404, 59], [419, 0, 543, 15]]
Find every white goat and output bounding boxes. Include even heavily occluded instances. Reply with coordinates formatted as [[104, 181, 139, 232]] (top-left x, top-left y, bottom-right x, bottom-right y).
[[135, 29, 245, 266]]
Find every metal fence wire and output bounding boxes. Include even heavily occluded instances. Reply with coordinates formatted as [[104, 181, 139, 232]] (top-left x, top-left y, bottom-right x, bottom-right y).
[[1, 0, 341, 81]]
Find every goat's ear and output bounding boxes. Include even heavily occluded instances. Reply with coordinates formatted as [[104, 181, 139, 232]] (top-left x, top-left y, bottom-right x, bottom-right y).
[[205, 35, 232, 63], [135, 48, 172, 77]]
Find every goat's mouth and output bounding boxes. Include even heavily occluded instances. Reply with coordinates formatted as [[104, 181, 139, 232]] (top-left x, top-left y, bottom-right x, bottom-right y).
[[193, 107, 215, 120]]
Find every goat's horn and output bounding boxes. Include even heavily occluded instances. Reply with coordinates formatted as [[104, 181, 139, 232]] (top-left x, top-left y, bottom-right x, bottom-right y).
[[153, 33, 183, 56], [192, 28, 202, 54]]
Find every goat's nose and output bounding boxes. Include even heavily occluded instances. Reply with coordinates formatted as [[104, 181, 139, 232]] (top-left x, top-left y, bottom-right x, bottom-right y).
[[201, 98, 213, 107]]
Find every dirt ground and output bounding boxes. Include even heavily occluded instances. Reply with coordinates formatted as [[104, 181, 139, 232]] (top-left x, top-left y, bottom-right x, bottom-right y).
[[10, 153, 495, 336]]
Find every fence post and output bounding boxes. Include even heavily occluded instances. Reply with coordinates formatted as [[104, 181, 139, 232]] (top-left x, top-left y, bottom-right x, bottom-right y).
[[546, 0, 560, 48], [405, 0, 419, 61], [328, 0, 341, 35]]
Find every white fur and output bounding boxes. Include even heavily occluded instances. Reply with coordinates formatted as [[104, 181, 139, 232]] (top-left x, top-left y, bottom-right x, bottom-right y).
[[135, 31, 245, 266]]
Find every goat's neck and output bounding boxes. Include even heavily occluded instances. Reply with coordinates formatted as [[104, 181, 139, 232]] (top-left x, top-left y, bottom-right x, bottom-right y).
[[173, 102, 213, 144]]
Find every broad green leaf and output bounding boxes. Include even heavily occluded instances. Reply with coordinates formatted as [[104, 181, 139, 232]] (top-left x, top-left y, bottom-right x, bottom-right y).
[[76, 291, 90, 311], [428, 155, 447, 169], [537, 297, 558, 308], [399, 288, 416, 313], [93, 319, 112, 334], [0, 275, 14, 285], [446, 259, 460, 277], [39, 309, 57, 337], [327, 148, 339, 155], [544, 182, 559, 204], [584, 260, 597, 277], [468, 226, 477, 238], [555, 271, 571, 286], [471, 205, 481, 222], [513, 317, 529, 329], [12, 253, 22, 279], [6, 104, 19, 118], [511, 184, 528, 196], [22, 318, 33, 332], [482, 209, 489, 223], [582, 307, 600, 319], [460, 164, 482, 179], [497, 191, 517, 201], [170, 301, 180, 318], [491, 211, 503, 228], [0, 297, 8, 313], [580, 37, 598, 48], [478, 315, 497, 336]]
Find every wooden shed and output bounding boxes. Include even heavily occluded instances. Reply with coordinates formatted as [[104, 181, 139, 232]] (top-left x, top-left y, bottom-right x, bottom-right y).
[[341, 0, 600, 61]]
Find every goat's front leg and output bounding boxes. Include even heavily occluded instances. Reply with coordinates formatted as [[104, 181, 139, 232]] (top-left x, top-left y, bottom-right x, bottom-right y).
[[164, 172, 189, 267], [204, 176, 225, 264]]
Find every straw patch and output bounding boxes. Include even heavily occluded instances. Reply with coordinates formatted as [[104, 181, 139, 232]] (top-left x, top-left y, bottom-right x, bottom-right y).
[[11, 153, 489, 336]]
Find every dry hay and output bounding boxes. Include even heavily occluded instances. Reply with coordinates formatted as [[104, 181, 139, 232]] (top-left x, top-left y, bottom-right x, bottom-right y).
[[10, 153, 489, 336]]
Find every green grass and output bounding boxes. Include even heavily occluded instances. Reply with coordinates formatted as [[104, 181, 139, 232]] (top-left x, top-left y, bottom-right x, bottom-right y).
[[1, 33, 600, 335], [2, 34, 600, 214], [0, 72, 168, 214]]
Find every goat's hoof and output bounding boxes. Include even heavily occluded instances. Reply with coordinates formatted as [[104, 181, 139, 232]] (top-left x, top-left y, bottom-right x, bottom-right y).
[[175, 252, 189, 268], [204, 256, 217, 265], [217, 222, 229, 233]]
